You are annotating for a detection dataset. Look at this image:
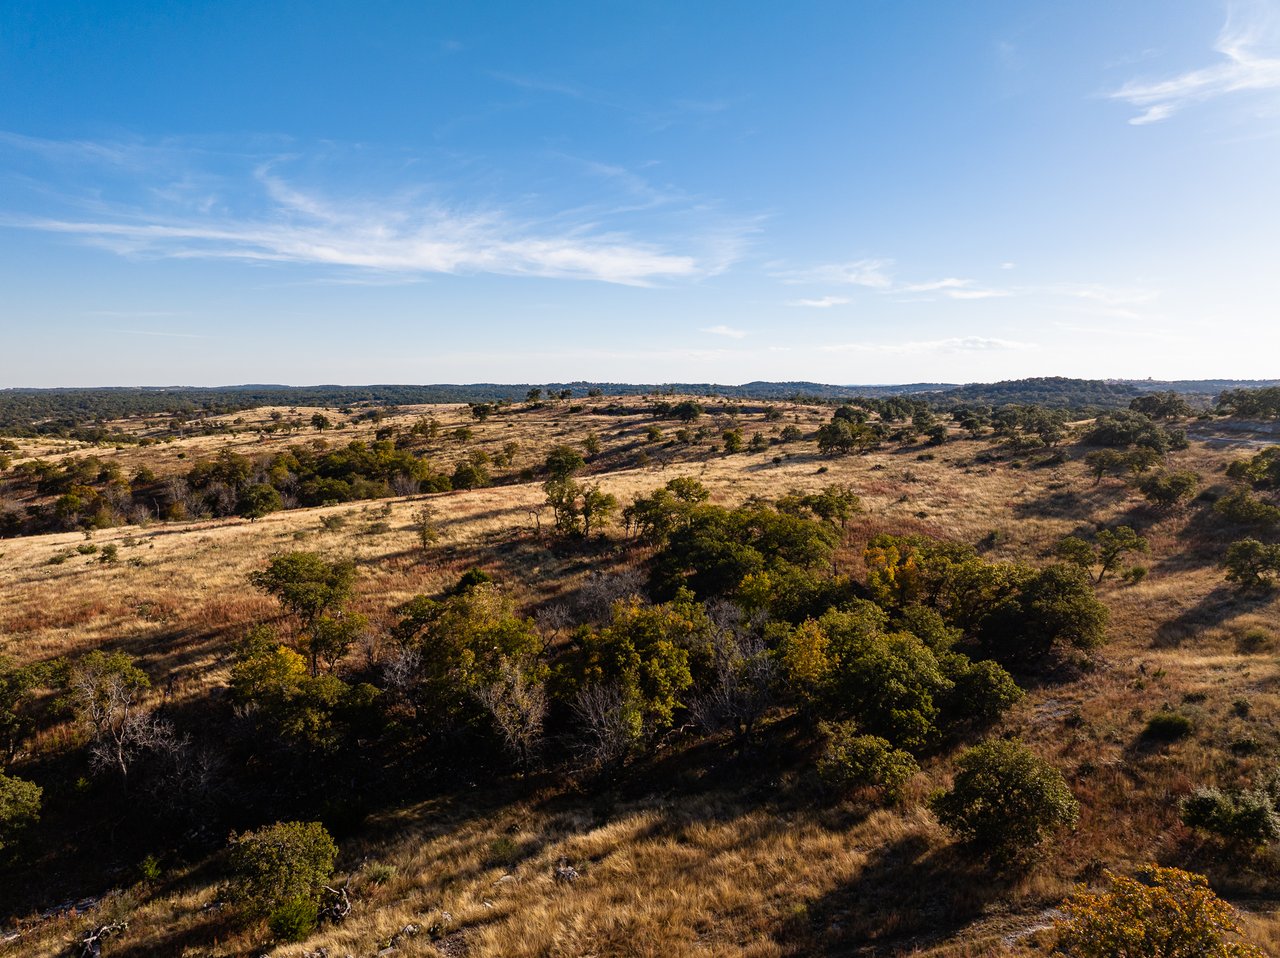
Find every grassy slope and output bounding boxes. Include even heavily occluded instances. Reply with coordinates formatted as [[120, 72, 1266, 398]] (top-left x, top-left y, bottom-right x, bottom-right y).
[[1, 399, 1279, 956]]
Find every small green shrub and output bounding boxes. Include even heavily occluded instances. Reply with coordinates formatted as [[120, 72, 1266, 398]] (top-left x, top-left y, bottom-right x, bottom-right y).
[[267, 897, 320, 942], [363, 862, 397, 886], [1144, 711, 1194, 741], [138, 853, 162, 882], [1181, 781, 1280, 847]]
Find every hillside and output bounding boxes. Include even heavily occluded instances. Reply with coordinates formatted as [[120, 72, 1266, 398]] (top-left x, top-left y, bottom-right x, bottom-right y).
[[1, 395, 1279, 956]]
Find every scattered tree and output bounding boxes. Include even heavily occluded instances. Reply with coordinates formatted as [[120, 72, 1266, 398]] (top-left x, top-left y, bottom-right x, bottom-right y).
[[931, 738, 1078, 861]]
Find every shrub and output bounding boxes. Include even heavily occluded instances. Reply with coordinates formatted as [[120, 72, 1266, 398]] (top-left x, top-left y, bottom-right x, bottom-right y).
[[1215, 488, 1280, 530], [930, 739, 1078, 861], [1137, 470, 1200, 510], [267, 897, 320, 942], [1181, 775, 1280, 847], [227, 820, 337, 930], [1053, 865, 1264, 957], [0, 772, 41, 853], [1143, 711, 1193, 741], [816, 723, 918, 801]]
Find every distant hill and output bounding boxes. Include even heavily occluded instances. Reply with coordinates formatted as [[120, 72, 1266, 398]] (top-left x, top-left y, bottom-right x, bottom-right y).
[[2, 377, 1278, 433]]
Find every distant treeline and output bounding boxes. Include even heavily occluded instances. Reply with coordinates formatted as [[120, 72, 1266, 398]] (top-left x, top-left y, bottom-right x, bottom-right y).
[[3, 377, 1279, 436]]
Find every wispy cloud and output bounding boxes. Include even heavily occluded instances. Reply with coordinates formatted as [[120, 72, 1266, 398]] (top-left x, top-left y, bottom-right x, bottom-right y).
[[788, 295, 849, 308], [108, 328, 212, 340], [777, 258, 1010, 301], [820, 336, 1035, 355], [775, 257, 894, 288], [900, 277, 1011, 300], [1044, 283, 1160, 319], [701, 324, 748, 339], [0, 133, 744, 286], [1111, 1, 1280, 124]]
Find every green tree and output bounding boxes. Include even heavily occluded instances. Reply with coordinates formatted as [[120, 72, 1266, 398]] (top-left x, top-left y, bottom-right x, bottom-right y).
[[1084, 449, 1129, 485], [228, 633, 379, 752], [412, 503, 442, 555], [1181, 776, 1280, 848], [391, 584, 543, 735], [575, 596, 710, 739], [1137, 469, 1200, 510], [1223, 538, 1280, 591], [580, 485, 618, 538], [544, 444, 586, 480], [670, 400, 703, 422], [0, 657, 57, 767], [931, 738, 1078, 862], [310, 413, 331, 431], [238, 483, 283, 521], [250, 552, 357, 675], [0, 772, 41, 854], [451, 457, 491, 490], [1094, 526, 1149, 582], [227, 820, 337, 939]]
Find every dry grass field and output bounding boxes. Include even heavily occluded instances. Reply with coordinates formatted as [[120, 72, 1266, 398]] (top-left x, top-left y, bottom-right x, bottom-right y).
[[2, 398, 1278, 957]]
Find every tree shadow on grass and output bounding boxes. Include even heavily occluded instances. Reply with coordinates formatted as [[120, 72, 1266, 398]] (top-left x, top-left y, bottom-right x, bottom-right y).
[[777, 832, 1011, 956], [1152, 584, 1271, 648]]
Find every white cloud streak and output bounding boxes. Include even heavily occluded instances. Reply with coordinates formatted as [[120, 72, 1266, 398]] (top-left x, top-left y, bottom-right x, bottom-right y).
[[775, 258, 894, 288], [776, 259, 1011, 301], [788, 296, 850, 308], [701, 324, 748, 338], [0, 135, 740, 286], [1111, 1, 1280, 124], [820, 337, 1035, 355]]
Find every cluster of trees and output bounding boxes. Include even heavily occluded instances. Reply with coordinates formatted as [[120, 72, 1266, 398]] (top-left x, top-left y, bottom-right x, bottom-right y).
[[1081, 409, 1188, 454], [2, 438, 460, 535], [1217, 386, 1280, 419], [1219, 446, 1280, 591]]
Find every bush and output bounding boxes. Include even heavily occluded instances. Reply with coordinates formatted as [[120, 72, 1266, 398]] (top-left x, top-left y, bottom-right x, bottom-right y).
[[267, 897, 321, 942], [1137, 470, 1199, 509], [1181, 775, 1280, 847], [226, 821, 337, 926], [0, 772, 41, 853], [1215, 488, 1280, 530], [816, 723, 918, 800], [1143, 711, 1194, 741], [930, 739, 1078, 861], [1054, 865, 1264, 957]]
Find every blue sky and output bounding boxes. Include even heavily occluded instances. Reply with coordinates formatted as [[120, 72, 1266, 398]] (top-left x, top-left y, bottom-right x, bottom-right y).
[[1, 1, 1278, 386]]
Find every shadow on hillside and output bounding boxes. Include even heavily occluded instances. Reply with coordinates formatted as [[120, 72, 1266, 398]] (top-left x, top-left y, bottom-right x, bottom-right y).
[[1152, 584, 1271, 647], [777, 833, 1008, 956], [1010, 485, 1115, 523]]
